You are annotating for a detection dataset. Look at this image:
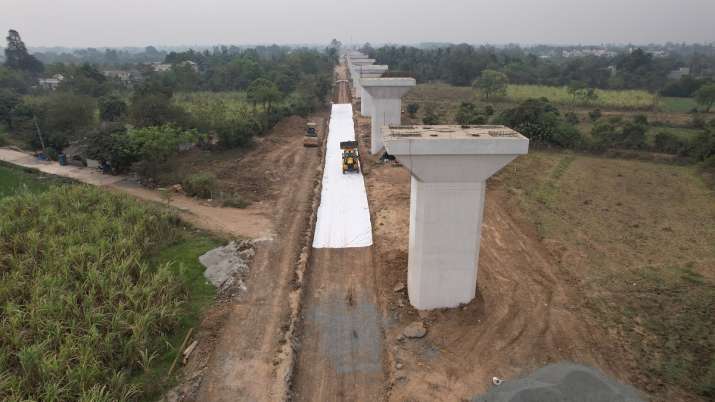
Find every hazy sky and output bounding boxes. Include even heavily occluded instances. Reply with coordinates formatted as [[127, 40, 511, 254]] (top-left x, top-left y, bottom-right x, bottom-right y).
[[3, 0, 714, 47]]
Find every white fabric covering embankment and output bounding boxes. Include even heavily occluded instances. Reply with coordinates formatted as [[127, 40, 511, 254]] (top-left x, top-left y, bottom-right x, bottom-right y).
[[312, 104, 373, 248]]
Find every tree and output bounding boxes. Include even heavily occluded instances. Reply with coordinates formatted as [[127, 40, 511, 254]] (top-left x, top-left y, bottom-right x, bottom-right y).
[[129, 94, 188, 128], [127, 125, 202, 179], [4, 30, 44, 75], [0, 89, 21, 128], [98, 95, 128, 122], [473, 69, 508, 100], [246, 78, 282, 112], [27, 93, 96, 150], [694, 83, 715, 112]]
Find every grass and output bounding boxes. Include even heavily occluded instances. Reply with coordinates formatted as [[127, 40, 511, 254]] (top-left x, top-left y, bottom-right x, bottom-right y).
[[0, 167, 222, 401], [498, 151, 715, 398]]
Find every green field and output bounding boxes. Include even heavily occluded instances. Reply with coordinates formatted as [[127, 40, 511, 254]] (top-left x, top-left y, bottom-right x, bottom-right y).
[[0, 164, 221, 401], [503, 84, 657, 110]]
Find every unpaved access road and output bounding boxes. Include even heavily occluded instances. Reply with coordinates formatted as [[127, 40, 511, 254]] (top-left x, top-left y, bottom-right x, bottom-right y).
[[290, 64, 387, 401], [0, 147, 272, 239]]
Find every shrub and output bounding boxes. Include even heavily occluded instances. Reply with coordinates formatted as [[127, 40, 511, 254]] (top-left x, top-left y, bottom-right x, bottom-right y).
[[653, 131, 689, 155], [564, 111, 579, 125], [422, 105, 441, 125], [182, 172, 217, 199], [0, 130, 7, 146], [455, 102, 486, 125], [484, 104, 495, 116], [589, 109, 602, 122], [221, 193, 248, 208]]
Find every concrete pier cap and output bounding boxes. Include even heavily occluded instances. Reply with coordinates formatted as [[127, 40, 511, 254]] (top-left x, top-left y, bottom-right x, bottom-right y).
[[349, 59, 376, 95], [361, 77, 416, 154], [356, 65, 389, 116], [383, 125, 529, 310]]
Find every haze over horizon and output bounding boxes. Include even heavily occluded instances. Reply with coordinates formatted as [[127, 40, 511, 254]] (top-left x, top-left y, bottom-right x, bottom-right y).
[[3, 0, 715, 48]]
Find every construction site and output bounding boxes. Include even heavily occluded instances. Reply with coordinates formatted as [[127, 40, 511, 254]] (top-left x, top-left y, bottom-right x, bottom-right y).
[[155, 53, 649, 402], [4, 50, 707, 402]]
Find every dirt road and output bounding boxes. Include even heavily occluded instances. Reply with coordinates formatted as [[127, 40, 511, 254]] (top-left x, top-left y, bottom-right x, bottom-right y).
[[192, 113, 326, 401], [0, 147, 272, 239], [290, 64, 387, 401]]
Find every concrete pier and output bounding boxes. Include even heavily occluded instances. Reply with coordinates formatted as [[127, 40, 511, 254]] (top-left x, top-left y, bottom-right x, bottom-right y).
[[356, 65, 389, 116], [349, 59, 376, 97], [361, 77, 415, 154], [383, 125, 529, 309]]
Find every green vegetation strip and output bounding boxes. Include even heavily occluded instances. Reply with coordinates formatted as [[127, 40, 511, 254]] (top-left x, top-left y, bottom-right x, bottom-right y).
[[0, 182, 220, 401]]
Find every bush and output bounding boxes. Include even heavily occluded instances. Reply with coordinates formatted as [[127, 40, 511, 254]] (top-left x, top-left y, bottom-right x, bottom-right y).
[[484, 104, 495, 116], [589, 109, 602, 122], [0, 130, 7, 146], [653, 131, 689, 155], [455, 102, 487, 125], [422, 105, 441, 125], [564, 111, 579, 125], [221, 193, 248, 208], [182, 172, 217, 199]]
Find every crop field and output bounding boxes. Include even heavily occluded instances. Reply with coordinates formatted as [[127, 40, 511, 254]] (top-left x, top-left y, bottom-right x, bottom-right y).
[[0, 169, 220, 401], [0, 162, 72, 199], [504, 84, 657, 110], [175, 91, 254, 120], [497, 151, 715, 398]]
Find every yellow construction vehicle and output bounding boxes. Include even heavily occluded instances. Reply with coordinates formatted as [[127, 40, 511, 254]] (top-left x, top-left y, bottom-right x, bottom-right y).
[[303, 122, 319, 147], [340, 141, 360, 174]]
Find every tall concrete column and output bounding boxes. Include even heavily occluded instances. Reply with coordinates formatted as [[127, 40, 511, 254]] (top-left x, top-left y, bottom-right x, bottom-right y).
[[384, 125, 529, 310], [349, 59, 375, 98], [357, 65, 389, 116], [361, 77, 416, 154]]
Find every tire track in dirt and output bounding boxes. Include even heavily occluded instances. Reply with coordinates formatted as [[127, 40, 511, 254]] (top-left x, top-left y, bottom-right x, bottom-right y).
[[290, 63, 387, 401]]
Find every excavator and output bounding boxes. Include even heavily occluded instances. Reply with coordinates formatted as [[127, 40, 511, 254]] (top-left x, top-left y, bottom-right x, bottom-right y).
[[340, 141, 360, 174]]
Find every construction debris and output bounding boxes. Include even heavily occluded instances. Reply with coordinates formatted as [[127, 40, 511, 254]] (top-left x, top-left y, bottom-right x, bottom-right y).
[[199, 240, 254, 292], [402, 321, 427, 339]]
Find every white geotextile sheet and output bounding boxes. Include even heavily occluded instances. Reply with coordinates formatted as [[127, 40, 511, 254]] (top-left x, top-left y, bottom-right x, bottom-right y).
[[312, 104, 373, 248]]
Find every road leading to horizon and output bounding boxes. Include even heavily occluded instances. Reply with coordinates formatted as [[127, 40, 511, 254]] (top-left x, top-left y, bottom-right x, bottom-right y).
[[291, 63, 386, 401]]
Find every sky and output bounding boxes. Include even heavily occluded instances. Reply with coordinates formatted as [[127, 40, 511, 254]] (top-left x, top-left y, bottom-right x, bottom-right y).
[[2, 0, 715, 48]]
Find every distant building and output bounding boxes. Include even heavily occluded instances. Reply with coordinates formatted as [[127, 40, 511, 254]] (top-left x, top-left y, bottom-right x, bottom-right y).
[[37, 74, 65, 90], [178, 60, 199, 72], [150, 62, 173, 72], [667, 67, 691, 80], [561, 48, 616, 58], [102, 69, 136, 84]]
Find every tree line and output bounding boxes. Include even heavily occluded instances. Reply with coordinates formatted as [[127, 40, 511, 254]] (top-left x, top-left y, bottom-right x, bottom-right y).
[[1, 30, 338, 182], [363, 43, 715, 96]]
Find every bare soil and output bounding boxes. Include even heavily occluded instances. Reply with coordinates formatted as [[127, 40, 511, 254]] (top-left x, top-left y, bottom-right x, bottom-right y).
[[187, 111, 327, 401]]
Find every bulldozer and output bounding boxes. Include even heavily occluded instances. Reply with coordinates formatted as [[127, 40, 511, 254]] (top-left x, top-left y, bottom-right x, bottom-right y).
[[303, 122, 319, 147], [340, 141, 360, 174]]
